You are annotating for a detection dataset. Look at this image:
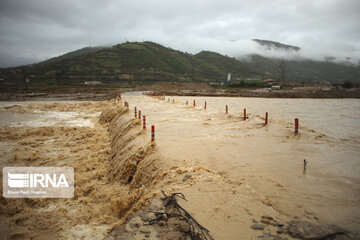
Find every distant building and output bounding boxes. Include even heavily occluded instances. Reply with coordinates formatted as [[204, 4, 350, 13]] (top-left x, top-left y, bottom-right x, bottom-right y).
[[244, 77, 261, 81], [84, 81, 102, 85], [271, 85, 281, 90], [263, 79, 275, 86], [232, 77, 261, 82], [320, 81, 331, 85], [227, 73, 231, 83]]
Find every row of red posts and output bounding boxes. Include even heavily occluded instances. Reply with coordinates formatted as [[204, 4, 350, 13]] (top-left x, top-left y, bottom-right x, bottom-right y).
[[185, 98, 299, 134], [142, 92, 300, 139], [122, 98, 155, 142], [133, 106, 155, 141], [164, 95, 300, 135], [142, 92, 168, 141]]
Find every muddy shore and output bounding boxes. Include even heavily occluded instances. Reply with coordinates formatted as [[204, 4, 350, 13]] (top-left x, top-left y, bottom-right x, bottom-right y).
[[1, 83, 360, 101], [152, 88, 360, 98], [0, 86, 120, 101]]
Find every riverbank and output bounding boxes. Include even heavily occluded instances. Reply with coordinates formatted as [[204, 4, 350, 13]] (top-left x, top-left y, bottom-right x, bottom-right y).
[[1, 83, 360, 101], [152, 87, 360, 98]]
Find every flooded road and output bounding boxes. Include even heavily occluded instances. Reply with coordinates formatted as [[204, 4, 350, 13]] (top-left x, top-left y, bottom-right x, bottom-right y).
[[0, 96, 359, 239], [123, 94, 360, 236]]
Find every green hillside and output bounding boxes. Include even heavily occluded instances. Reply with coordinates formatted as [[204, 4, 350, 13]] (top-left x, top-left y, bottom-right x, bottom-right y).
[[243, 54, 360, 84], [0, 41, 359, 87]]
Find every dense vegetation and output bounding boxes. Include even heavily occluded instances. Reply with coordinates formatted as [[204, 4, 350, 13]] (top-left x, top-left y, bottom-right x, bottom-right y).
[[0, 41, 359, 87]]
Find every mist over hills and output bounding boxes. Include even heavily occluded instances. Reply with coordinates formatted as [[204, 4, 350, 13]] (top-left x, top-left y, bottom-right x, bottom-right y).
[[252, 39, 301, 52], [0, 41, 359, 87]]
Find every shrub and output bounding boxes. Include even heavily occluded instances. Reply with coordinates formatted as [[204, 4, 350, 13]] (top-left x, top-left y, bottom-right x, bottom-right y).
[[341, 81, 353, 88]]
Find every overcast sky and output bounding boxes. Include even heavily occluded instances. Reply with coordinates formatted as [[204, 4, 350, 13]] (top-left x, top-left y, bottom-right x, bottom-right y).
[[0, 0, 359, 67]]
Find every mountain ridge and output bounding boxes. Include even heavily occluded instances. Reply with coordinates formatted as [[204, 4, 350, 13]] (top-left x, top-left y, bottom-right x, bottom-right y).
[[252, 39, 301, 52], [0, 41, 359, 86]]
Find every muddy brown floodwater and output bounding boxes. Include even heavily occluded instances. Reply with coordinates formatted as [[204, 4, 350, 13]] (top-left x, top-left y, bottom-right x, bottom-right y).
[[122, 94, 360, 237], [0, 95, 359, 240]]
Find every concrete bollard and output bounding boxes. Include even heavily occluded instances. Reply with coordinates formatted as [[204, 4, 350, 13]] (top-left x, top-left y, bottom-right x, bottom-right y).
[[151, 125, 155, 142]]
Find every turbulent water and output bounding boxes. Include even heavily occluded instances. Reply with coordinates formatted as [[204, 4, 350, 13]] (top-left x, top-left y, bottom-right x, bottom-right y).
[[124, 94, 360, 234], [0, 96, 359, 239]]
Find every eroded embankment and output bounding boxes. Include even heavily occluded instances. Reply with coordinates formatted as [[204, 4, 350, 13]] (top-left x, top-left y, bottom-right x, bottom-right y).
[[0, 101, 202, 240], [99, 105, 168, 221], [0, 101, 169, 239]]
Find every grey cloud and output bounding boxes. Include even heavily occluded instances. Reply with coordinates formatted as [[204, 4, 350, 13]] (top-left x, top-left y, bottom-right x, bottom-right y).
[[0, 0, 359, 67]]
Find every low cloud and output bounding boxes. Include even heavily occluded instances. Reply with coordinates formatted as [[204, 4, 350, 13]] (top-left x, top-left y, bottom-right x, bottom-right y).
[[0, 0, 359, 67]]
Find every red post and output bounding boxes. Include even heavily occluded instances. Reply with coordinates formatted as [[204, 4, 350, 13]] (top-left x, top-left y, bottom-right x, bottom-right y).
[[143, 116, 146, 130], [204, 101, 207, 110], [244, 109, 246, 120], [265, 112, 268, 125], [193, 100, 196, 107], [138, 110, 141, 119], [151, 125, 155, 142], [226, 105, 228, 114], [186, 100, 188, 105], [117, 91, 121, 100], [135, 107, 137, 118], [295, 118, 299, 134]]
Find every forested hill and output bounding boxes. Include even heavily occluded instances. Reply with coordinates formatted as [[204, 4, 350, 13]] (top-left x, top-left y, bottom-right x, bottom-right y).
[[0, 41, 359, 86]]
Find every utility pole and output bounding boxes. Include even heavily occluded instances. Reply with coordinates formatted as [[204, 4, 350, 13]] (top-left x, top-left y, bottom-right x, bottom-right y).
[[279, 59, 286, 85], [22, 67, 28, 89], [192, 65, 195, 82], [92, 51, 95, 81]]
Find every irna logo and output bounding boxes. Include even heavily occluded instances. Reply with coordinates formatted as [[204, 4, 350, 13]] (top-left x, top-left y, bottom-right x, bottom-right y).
[[8, 172, 69, 188], [3, 167, 74, 198]]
